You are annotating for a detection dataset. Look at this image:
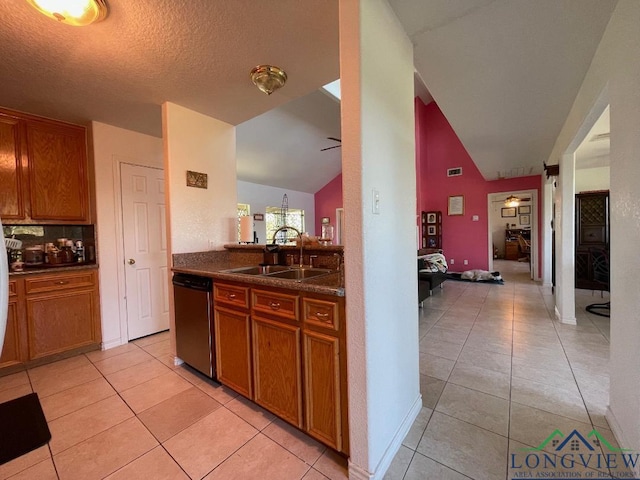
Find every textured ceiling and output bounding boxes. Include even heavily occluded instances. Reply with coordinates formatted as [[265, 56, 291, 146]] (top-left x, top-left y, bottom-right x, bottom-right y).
[[0, 0, 339, 137], [0, 1, 615, 193], [388, 0, 617, 180]]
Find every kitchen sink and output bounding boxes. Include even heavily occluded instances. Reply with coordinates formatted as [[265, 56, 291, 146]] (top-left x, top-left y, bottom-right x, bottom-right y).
[[222, 265, 291, 275], [266, 267, 334, 280], [221, 265, 334, 281]]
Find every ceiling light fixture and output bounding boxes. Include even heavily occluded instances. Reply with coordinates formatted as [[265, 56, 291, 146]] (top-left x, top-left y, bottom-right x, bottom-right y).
[[250, 65, 287, 95], [26, 0, 108, 26], [504, 195, 520, 208]]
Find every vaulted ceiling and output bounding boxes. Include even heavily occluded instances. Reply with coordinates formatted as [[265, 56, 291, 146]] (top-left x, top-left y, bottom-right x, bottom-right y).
[[0, 1, 616, 193]]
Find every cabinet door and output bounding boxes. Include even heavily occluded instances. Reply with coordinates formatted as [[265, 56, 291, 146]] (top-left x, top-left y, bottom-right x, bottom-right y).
[[0, 116, 25, 219], [25, 121, 89, 222], [0, 302, 22, 368], [303, 330, 342, 451], [214, 305, 252, 398], [26, 288, 98, 359], [252, 316, 302, 427]]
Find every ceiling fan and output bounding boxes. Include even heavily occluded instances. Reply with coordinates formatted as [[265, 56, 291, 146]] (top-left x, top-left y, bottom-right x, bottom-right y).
[[321, 137, 341, 151]]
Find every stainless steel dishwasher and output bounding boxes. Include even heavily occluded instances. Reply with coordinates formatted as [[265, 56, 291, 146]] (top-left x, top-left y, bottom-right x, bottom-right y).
[[172, 273, 216, 379]]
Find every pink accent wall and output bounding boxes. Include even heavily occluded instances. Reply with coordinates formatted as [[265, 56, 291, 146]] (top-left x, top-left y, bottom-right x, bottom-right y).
[[416, 99, 542, 273], [314, 174, 343, 235]]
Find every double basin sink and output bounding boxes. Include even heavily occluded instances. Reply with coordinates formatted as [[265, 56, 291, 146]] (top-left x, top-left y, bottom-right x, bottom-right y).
[[221, 265, 334, 282]]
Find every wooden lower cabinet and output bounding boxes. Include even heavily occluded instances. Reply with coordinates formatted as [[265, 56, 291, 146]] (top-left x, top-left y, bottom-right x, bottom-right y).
[[214, 305, 253, 398], [252, 316, 302, 427], [0, 281, 23, 368], [303, 330, 342, 451], [1, 270, 101, 370]]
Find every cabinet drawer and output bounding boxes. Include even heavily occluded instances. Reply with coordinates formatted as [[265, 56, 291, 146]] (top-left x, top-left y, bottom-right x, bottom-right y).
[[25, 271, 95, 294], [214, 283, 250, 309], [252, 289, 298, 321], [303, 298, 339, 332]]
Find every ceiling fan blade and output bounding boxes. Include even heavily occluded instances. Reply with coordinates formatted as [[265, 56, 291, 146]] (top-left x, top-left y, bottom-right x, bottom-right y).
[[320, 145, 342, 151], [327, 137, 342, 142]]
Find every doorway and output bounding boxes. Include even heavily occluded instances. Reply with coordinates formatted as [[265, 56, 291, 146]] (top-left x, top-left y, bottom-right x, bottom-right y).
[[487, 189, 538, 280]]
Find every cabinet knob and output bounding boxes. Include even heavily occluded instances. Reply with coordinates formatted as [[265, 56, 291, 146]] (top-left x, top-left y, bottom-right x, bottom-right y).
[[227, 293, 236, 299], [315, 312, 329, 318], [268, 301, 281, 310], [128, 258, 136, 265]]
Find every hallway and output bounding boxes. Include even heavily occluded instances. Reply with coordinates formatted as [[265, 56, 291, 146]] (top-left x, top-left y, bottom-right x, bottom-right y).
[[385, 260, 614, 480]]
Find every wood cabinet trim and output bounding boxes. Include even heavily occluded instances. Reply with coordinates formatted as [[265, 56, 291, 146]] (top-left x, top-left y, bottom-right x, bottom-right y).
[[214, 283, 250, 309], [302, 298, 339, 332], [25, 271, 95, 295], [213, 304, 253, 398], [252, 289, 299, 322]]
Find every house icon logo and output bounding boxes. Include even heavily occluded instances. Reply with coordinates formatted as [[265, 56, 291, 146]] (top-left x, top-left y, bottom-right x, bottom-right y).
[[520, 428, 630, 453]]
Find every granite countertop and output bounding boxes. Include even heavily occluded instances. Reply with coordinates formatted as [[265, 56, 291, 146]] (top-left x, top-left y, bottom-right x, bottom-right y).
[[8, 263, 98, 277], [172, 262, 345, 297]]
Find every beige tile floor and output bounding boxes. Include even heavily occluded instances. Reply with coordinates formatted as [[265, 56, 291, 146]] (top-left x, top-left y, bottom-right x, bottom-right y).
[[0, 332, 348, 480], [0, 260, 613, 480], [385, 260, 615, 480]]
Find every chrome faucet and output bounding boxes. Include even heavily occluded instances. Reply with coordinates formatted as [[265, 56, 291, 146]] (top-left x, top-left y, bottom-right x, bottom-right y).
[[271, 225, 304, 267]]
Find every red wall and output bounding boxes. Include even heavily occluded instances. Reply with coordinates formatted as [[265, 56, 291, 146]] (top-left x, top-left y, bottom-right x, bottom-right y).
[[314, 174, 343, 235], [416, 98, 542, 272]]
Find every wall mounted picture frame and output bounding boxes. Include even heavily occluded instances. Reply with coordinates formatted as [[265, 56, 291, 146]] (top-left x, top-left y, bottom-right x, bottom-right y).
[[426, 212, 437, 224], [253, 213, 264, 221], [427, 225, 436, 235], [321, 217, 330, 224], [186, 170, 208, 189], [518, 205, 531, 214], [448, 195, 464, 216], [520, 214, 530, 225], [501, 207, 517, 217]]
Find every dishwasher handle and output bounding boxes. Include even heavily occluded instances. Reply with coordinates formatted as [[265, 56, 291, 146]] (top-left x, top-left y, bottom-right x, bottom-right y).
[[172, 273, 213, 291]]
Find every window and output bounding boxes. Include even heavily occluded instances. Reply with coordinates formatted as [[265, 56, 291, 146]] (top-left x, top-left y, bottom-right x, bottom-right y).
[[237, 203, 250, 241], [265, 206, 305, 244]]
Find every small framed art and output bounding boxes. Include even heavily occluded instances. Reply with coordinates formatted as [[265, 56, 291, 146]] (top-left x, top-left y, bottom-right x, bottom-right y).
[[501, 207, 516, 217], [518, 205, 531, 214], [520, 214, 530, 225], [448, 195, 464, 216]]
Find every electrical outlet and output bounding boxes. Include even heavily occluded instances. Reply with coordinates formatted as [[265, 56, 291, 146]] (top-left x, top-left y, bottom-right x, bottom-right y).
[[450, 259, 454, 265], [472, 215, 479, 221], [464, 259, 468, 265]]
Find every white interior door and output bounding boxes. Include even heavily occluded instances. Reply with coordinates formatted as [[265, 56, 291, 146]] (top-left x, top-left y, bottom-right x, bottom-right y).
[[121, 164, 169, 340]]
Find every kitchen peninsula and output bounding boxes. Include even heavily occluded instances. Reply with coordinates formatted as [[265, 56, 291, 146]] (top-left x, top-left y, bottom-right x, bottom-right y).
[[172, 244, 348, 455]]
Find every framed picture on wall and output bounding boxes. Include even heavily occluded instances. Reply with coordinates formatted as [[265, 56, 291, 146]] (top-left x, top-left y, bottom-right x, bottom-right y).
[[520, 214, 530, 225], [501, 207, 516, 217], [427, 225, 436, 235], [518, 205, 531, 214], [426, 212, 437, 223], [448, 195, 464, 216]]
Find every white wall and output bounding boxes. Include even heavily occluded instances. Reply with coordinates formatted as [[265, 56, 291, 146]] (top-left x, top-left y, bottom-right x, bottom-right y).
[[340, 0, 420, 478], [162, 103, 237, 254], [90, 121, 163, 349], [547, 0, 640, 452], [575, 166, 610, 193], [237, 181, 316, 243]]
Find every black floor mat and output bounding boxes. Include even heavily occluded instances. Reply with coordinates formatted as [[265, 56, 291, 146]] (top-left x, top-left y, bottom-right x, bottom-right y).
[[0, 393, 51, 465]]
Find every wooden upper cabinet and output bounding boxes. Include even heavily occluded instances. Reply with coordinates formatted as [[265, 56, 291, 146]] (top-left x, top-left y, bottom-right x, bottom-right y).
[[26, 120, 89, 222], [0, 115, 26, 220]]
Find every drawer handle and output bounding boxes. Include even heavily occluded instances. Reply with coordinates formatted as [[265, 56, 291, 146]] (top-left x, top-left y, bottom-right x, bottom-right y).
[[55, 281, 70, 285], [315, 312, 329, 318], [268, 301, 281, 310], [226, 293, 237, 299]]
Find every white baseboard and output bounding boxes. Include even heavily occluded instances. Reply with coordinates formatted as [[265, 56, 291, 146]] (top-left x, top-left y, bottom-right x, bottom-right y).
[[102, 337, 125, 350], [348, 394, 422, 480], [174, 356, 184, 366], [554, 306, 576, 325]]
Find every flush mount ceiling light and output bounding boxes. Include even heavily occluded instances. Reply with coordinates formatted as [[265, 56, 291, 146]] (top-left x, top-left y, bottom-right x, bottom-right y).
[[250, 65, 287, 95], [504, 195, 520, 208], [26, 0, 108, 26]]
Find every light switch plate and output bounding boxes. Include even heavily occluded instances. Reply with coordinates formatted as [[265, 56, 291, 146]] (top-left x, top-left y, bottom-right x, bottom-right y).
[[372, 189, 380, 214], [472, 215, 479, 221]]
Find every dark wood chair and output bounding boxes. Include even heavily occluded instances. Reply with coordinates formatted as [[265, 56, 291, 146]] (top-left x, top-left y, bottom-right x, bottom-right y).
[[517, 235, 530, 263]]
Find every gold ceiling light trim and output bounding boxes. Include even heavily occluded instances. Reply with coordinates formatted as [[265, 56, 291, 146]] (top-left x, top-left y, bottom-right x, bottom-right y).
[[504, 195, 520, 208], [26, 0, 108, 26], [250, 65, 287, 95]]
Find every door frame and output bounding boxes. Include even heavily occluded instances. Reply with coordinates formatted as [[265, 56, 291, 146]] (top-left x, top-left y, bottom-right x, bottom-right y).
[[486, 189, 539, 280], [111, 156, 165, 346]]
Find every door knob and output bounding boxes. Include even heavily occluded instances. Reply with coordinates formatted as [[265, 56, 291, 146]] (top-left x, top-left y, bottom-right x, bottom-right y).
[[128, 258, 136, 265]]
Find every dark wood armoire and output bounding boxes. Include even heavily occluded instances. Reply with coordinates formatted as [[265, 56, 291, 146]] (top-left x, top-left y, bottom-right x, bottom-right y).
[[575, 191, 609, 290]]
